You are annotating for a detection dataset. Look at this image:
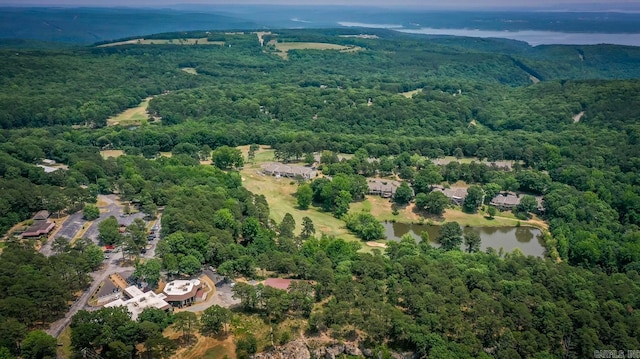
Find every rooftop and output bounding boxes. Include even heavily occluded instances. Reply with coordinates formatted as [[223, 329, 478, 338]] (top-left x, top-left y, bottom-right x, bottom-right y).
[[105, 286, 170, 321], [21, 221, 54, 238], [163, 279, 201, 302]]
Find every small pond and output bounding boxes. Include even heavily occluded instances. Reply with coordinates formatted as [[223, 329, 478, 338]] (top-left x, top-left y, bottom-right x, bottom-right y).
[[383, 221, 545, 257]]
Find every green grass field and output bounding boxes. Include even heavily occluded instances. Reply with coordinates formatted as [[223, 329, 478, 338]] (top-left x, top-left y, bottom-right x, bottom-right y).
[[273, 42, 363, 59], [400, 88, 423, 98], [56, 325, 73, 359], [107, 97, 152, 126]]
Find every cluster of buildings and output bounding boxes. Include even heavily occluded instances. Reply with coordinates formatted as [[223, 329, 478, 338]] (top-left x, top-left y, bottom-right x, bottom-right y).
[[430, 158, 516, 171], [432, 186, 544, 212], [99, 274, 206, 319], [261, 162, 318, 180]]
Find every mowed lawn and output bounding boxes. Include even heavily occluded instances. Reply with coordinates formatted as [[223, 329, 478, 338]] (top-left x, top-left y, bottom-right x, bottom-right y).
[[239, 146, 362, 243], [107, 96, 153, 126], [241, 168, 360, 243], [273, 42, 363, 59]]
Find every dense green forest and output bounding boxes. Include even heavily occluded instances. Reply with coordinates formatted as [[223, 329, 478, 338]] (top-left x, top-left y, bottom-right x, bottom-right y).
[[0, 29, 639, 358]]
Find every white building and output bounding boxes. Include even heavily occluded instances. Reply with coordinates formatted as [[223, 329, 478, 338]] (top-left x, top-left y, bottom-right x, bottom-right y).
[[162, 279, 202, 307], [104, 286, 171, 320]]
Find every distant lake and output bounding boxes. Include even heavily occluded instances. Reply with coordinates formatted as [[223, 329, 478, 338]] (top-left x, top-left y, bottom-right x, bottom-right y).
[[383, 221, 545, 257], [337, 22, 640, 47]]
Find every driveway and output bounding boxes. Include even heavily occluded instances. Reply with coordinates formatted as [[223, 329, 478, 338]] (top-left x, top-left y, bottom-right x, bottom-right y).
[[46, 262, 134, 338], [141, 213, 162, 259]]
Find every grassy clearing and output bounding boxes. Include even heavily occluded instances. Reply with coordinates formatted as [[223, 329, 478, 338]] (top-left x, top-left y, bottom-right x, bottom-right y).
[[181, 67, 198, 75], [241, 168, 359, 243], [100, 149, 125, 159], [442, 207, 547, 230], [273, 42, 363, 59], [160, 152, 173, 158], [239, 145, 367, 249], [56, 325, 73, 359], [107, 97, 153, 126], [400, 88, 423, 98], [99, 38, 225, 47]]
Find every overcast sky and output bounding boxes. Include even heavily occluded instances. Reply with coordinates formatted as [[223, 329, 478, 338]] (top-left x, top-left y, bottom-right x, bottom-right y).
[[0, 0, 636, 10]]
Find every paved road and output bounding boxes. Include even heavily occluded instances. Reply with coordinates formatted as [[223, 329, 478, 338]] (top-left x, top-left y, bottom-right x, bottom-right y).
[[46, 263, 134, 338], [44, 194, 144, 338], [141, 213, 161, 259]]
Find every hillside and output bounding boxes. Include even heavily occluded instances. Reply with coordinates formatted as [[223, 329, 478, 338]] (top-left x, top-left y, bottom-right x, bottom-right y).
[[0, 28, 639, 359]]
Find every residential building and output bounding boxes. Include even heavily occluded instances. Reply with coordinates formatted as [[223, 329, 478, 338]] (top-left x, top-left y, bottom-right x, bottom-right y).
[[490, 192, 521, 210], [432, 186, 468, 205], [261, 162, 317, 180], [367, 178, 401, 198]]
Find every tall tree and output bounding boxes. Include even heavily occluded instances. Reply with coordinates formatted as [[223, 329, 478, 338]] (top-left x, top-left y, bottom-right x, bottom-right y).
[[464, 231, 482, 253], [200, 305, 232, 336], [172, 312, 198, 343], [300, 216, 315, 239], [279, 213, 296, 239], [393, 182, 413, 205], [437, 222, 463, 251], [20, 330, 57, 359], [333, 190, 351, 218], [463, 185, 484, 214], [296, 184, 313, 210]]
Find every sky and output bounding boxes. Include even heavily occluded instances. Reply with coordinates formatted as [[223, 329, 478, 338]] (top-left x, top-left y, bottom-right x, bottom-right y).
[[0, 0, 637, 10]]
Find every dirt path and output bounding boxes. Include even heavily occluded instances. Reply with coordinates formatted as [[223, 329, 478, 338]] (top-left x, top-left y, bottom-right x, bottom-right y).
[[255, 31, 271, 47]]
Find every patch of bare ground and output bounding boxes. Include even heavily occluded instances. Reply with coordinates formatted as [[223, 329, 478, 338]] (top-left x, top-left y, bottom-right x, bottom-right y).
[[366, 241, 387, 248], [573, 111, 585, 123]]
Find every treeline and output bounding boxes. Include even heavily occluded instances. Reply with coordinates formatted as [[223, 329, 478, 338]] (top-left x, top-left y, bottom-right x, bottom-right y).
[[0, 243, 104, 358], [2, 29, 640, 129]]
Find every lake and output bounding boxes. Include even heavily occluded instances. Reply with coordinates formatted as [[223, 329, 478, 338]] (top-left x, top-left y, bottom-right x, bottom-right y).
[[337, 22, 640, 47], [383, 221, 545, 257]]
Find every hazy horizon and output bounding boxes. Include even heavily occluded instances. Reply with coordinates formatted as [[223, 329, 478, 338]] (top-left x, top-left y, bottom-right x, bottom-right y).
[[1, 0, 640, 11]]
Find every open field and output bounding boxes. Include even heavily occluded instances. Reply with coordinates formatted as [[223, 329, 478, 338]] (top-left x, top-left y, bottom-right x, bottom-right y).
[[400, 88, 423, 98], [100, 149, 125, 159], [166, 328, 236, 359], [107, 96, 153, 126], [273, 42, 363, 59], [99, 38, 225, 47], [241, 168, 360, 243]]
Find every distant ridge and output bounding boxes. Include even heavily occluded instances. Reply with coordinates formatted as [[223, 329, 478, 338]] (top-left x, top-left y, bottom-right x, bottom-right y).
[[0, 7, 260, 44]]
